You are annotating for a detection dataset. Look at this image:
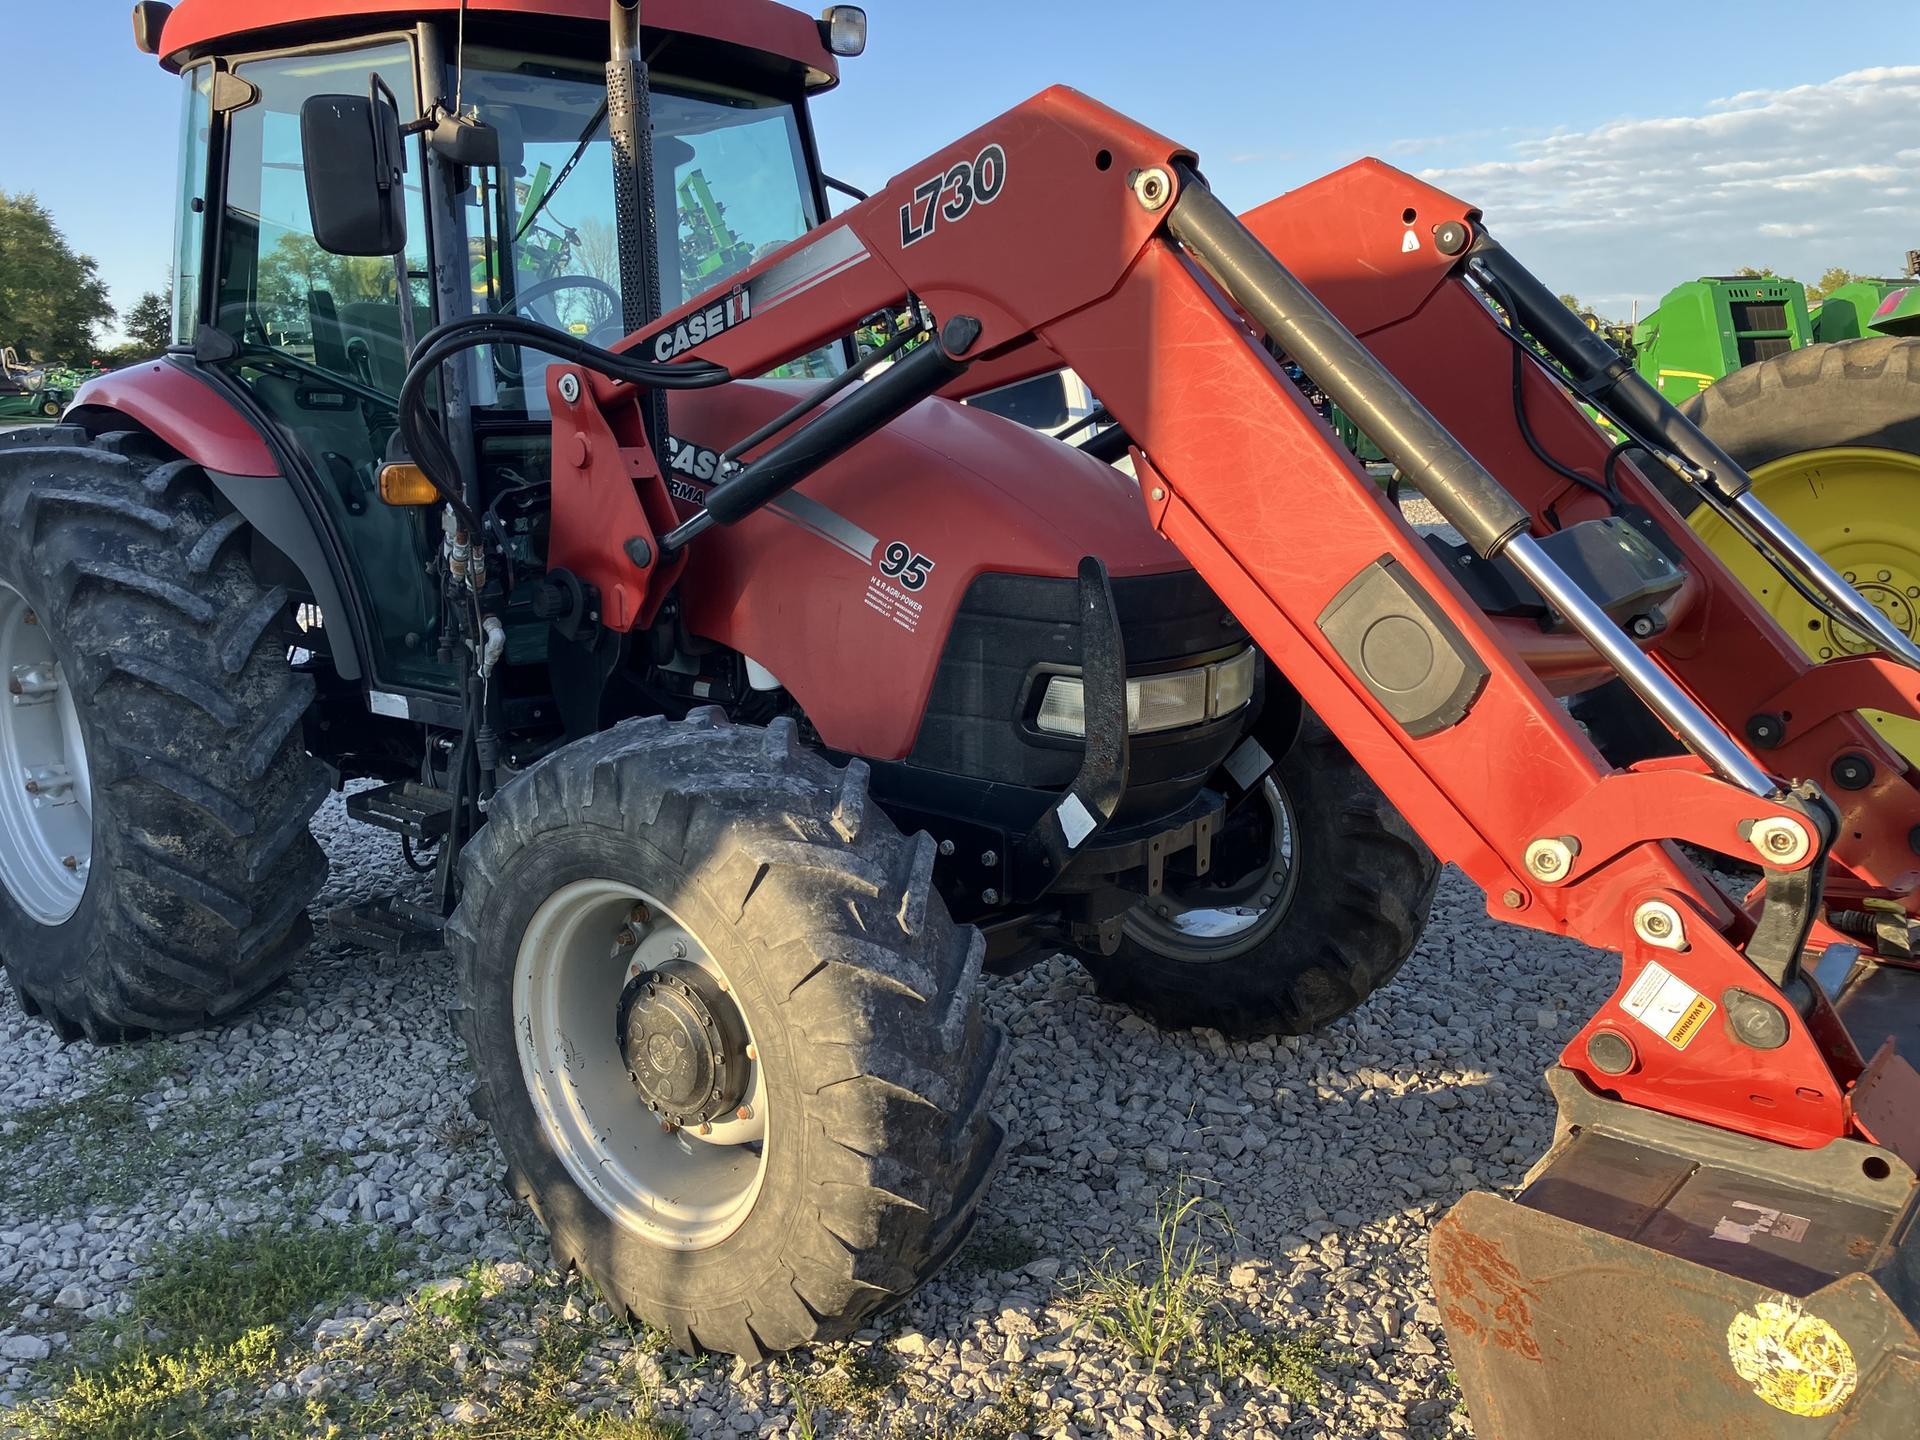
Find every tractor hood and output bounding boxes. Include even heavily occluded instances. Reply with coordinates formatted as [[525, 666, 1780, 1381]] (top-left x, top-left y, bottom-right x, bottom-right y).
[[663, 381, 1189, 760]]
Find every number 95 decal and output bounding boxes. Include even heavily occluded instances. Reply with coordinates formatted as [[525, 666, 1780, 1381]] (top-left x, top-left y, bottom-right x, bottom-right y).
[[899, 143, 1007, 248], [880, 541, 935, 590]]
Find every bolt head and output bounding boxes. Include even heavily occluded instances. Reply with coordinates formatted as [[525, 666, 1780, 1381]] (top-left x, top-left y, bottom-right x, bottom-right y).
[[557, 372, 582, 404], [1131, 166, 1172, 211], [1501, 889, 1525, 909]]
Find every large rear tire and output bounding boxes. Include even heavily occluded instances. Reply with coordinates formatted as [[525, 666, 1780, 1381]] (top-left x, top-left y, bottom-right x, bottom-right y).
[[1075, 708, 1437, 1038], [1574, 337, 1920, 765], [449, 711, 1006, 1358], [0, 427, 329, 1039]]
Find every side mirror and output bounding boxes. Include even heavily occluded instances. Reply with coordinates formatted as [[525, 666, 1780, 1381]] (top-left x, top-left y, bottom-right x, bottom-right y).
[[300, 77, 408, 257]]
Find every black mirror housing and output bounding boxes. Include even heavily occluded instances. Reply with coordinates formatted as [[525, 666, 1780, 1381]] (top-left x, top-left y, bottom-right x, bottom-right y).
[[300, 89, 408, 257]]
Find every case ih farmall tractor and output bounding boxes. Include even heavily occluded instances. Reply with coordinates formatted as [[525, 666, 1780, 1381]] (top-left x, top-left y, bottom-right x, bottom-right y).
[[4, 1, 1920, 1432]]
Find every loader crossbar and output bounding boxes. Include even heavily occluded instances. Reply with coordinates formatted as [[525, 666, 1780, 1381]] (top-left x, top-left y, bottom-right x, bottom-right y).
[[534, 86, 1920, 1163]]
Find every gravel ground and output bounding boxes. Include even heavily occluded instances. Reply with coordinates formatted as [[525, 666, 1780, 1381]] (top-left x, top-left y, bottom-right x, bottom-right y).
[[0, 777, 1618, 1438]]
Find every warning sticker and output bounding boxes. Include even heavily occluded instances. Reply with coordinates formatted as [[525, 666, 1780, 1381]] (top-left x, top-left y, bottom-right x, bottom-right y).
[[863, 575, 924, 634], [1713, 1202, 1811, 1246], [1727, 1296, 1857, 1417], [1620, 960, 1715, 1050]]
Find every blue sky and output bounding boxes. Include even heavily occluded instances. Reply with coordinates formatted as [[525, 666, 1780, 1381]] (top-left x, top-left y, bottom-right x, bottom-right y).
[[3, 1, 1915, 341]]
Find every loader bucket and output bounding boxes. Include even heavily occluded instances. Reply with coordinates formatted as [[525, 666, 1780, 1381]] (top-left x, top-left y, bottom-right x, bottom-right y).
[[1436, 1067, 1920, 1438]]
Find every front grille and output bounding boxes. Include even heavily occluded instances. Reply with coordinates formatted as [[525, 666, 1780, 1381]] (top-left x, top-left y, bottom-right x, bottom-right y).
[[1730, 301, 1789, 333], [907, 567, 1252, 808], [1738, 335, 1794, 365]]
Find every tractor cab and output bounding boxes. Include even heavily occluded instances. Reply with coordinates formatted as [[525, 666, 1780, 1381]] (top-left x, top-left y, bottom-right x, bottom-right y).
[[152, 1, 850, 695]]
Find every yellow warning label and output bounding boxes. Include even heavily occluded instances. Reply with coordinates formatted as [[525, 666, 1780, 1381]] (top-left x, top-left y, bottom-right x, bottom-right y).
[[1727, 1296, 1857, 1417], [1668, 995, 1715, 1049], [1620, 961, 1717, 1050]]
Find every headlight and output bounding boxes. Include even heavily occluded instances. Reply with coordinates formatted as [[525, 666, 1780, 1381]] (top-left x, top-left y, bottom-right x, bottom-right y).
[[1033, 647, 1257, 737]]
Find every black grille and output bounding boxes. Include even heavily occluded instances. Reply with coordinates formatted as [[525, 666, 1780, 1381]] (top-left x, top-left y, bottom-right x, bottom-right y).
[[1730, 301, 1789, 333], [906, 567, 1252, 815], [1737, 335, 1794, 365]]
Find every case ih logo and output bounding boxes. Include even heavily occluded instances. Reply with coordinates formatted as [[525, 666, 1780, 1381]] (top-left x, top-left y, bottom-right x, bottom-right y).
[[652, 287, 751, 361]]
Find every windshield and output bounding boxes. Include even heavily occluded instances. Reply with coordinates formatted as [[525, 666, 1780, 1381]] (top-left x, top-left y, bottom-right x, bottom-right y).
[[462, 49, 838, 412]]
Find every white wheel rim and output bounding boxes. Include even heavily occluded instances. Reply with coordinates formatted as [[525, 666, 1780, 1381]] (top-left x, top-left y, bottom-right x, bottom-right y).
[[513, 878, 768, 1250], [0, 581, 91, 924]]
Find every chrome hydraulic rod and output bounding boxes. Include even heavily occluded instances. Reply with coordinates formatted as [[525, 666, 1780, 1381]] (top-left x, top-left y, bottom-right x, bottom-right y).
[[1468, 237, 1920, 674], [1728, 490, 1920, 669], [1502, 535, 1775, 796], [1163, 169, 1779, 798]]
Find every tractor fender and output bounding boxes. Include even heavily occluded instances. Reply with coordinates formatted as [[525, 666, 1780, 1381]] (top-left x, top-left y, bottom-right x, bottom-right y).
[[70, 358, 363, 680]]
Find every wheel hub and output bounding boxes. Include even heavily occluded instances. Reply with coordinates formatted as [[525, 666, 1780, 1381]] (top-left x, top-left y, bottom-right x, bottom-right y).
[[617, 959, 751, 1128]]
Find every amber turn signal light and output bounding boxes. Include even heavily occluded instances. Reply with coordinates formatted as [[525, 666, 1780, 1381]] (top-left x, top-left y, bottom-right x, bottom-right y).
[[378, 463, 439, 506]]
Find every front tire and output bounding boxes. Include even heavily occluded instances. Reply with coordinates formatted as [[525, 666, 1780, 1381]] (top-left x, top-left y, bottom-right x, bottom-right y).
[[0, 427, 328, 1040], [450, 711, 1006, 1358], [1076, 709, 1437, 1037]]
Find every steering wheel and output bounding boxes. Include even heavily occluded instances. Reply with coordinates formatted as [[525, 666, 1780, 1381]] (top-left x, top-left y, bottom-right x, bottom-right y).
[[503, 273, 622, 328], [492, 273, 630, 376]]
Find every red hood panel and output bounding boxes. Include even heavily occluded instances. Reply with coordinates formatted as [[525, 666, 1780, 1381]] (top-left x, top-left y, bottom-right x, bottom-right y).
[[667, 382, 1185, 760]]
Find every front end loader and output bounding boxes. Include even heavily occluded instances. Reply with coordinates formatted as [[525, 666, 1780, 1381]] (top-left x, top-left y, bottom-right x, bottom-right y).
[[3, 2, 1919, 1432]]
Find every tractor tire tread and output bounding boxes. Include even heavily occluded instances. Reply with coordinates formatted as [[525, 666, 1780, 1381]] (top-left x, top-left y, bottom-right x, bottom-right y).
[[0, 433, 327, 1039], [449, 714, 1006, 1359]]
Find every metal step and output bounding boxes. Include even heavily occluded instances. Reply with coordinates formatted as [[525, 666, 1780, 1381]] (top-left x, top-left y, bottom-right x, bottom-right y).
[[326, 895, 446, 957], [345, 781, 454, 842]]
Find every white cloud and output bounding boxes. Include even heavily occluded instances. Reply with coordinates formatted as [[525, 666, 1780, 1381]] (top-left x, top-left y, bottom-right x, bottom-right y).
[[1412, 67, 1920, 317]]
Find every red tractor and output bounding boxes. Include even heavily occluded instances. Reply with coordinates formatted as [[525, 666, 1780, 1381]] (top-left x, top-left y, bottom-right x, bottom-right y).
[[1, 2, 1917, 1432]]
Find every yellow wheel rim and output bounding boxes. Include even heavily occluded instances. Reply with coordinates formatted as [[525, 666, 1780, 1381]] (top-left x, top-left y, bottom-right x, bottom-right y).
[[1689, 446, 1920, 762]]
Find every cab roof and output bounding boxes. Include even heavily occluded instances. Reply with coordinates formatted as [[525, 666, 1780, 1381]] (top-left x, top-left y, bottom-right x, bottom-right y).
[[155, 0, 839, 88]]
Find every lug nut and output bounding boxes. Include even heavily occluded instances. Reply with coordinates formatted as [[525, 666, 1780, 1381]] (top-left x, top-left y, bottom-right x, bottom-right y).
[[744, 1043, 757, 1061], [61, 854, 78, 869], [736, 1104, 753, 1121], [614, 926, 636, 947]]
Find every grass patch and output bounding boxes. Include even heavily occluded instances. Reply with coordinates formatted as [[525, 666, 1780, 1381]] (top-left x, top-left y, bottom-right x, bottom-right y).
[[1073, 1178, 1337, 1402], [15, 1247, 688, 1440], [13, 1225, 408, 1440], [1076, 1180, 1224, 1375], [1208, 1326, 1331, 1406], [123, 1226, 409, 1350], [786, 1345, 900, 1437], [0, 1046, 268, 1213], [15, 1326, 283, 1440]]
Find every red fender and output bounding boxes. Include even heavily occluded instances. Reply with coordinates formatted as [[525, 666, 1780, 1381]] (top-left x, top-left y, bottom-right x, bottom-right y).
[[72, 361, 277, 477]]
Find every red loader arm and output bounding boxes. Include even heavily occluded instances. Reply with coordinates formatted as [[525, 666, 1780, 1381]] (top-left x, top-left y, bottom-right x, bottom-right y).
[[551, 84, 1920, 1155]]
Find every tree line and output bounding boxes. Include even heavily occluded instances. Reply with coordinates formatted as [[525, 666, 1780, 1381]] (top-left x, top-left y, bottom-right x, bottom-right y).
[[0, 191, 170, 370]]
